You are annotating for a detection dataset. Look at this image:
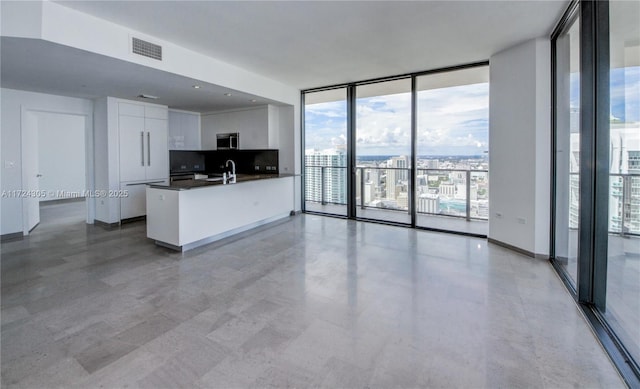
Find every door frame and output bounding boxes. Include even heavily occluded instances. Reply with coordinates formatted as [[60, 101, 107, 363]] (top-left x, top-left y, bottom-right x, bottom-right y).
[[20, 106, 95, 235]]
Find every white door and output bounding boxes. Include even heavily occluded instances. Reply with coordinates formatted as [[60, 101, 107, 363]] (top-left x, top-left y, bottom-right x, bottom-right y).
[[22, 111, 40, 233], [145, 117, 169, 180], [119, 115, 147, 182]]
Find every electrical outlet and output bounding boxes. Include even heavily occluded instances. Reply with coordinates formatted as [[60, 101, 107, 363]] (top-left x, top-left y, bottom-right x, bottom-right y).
[[517, 217, 526, 224]]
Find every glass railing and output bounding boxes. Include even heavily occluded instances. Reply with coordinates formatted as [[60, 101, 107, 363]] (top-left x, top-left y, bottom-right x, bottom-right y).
[[415, 168, 489, 221], [304, 165, 348, 205], [304, 165, 489, 221], [607, 173, 640, 236], [567, 172, 640, 236], [357, 166, 411, 213]]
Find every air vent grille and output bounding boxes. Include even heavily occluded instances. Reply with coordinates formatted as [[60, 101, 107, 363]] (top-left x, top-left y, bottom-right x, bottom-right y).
[[132, 37, 162, 61]]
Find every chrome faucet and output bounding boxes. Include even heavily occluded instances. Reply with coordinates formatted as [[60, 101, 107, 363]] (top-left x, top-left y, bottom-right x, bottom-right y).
[[224, 159, 236, 184]]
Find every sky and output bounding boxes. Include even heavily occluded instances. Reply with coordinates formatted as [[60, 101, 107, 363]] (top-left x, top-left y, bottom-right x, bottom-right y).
[[305, 83, 489, 156], [305, 66, 638, 157]]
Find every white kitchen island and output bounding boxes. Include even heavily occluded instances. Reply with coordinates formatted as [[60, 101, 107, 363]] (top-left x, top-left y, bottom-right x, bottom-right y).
[[146, 175, 295, 251]]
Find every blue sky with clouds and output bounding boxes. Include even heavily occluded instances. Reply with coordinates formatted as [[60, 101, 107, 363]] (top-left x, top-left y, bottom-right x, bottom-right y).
[[305, 66, 638, 157]]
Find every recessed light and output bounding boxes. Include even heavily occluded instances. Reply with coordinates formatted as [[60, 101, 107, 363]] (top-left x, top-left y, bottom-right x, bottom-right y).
[[192, 85, 201, 89], [224, 93, 232, 97], [250, 99, 257, 103]]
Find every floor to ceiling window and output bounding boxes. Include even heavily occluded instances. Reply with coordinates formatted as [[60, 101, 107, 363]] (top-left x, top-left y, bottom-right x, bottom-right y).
[[554, 12, 581, 286], [304, 88, 348, 216], [355, 79, 412, 224], [302, 63, 489, 235], [605, 0, 640, 370], [415, 66, 489, 235], [552, 1, 640, 385]]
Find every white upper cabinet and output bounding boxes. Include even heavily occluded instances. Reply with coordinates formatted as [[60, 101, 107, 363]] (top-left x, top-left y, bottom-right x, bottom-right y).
[[168, 110, 201, 150]]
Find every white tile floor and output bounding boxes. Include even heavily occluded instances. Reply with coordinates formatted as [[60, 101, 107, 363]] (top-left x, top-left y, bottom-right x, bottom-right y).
[[0, 201, 625, 388]]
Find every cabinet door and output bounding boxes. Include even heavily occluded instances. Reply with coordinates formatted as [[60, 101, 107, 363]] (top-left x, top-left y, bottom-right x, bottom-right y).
[[120, 182, 147, 219], [168, 111, 183, 150], [145, 117, 169, 180], [119, 115, 147, 182], [182, 113, 201, 149]]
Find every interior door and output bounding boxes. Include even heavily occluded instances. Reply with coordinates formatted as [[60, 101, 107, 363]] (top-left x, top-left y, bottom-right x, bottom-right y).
[[145, 117, 168, 180], [119, 115, 147, 182], [23, 111, 40, 232]]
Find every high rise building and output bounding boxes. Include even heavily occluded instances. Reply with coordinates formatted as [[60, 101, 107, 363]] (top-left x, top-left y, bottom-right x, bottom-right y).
[[305, 148, 347, 204], [417, 193, 440, 214], [386, 156, 409, 200]]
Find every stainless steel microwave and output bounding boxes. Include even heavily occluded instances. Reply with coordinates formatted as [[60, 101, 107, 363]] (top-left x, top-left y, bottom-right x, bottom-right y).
[[216, 132, 239, 150]]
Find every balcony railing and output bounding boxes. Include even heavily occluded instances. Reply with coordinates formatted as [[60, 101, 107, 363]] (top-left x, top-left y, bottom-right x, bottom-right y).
[[304, 165, 489, 221], [304, 166, 639, 236], [304, 165, 348, 206], [567, 172, 640, 236]]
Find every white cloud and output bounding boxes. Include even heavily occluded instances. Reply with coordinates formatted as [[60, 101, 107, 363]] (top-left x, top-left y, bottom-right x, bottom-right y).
[[306, 83, 489, 155]]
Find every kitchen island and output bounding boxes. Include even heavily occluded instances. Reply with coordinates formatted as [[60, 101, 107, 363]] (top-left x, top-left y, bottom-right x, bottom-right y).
[[146, 174, 295, 251]]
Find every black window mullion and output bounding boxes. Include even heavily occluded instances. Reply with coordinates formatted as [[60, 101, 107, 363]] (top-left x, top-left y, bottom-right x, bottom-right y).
[[591, 0, 610, 311], [577, 0, 609, 309], [410, 76, 417, 227], [347, 85, 357, 219], [300, 93, 306, 213]]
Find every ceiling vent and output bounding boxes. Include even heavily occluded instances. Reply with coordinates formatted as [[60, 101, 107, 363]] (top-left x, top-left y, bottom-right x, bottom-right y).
[[132, 37, 162, 61]]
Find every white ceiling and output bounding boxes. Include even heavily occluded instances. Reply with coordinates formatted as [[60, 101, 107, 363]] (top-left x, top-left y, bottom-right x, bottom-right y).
[[0, 37, 282, 112], [55, 0, 570, 90], [1, 1, 569, 112]]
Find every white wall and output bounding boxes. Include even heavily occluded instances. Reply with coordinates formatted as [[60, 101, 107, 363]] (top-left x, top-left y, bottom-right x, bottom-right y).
[[0, 88, 94, 235], [37, 112, 86, 201], [1, 1, 299, 107], [489, 38, 551, 256]]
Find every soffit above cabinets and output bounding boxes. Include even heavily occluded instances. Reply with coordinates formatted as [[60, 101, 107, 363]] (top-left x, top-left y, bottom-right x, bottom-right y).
[[0, 37, 284, 112]]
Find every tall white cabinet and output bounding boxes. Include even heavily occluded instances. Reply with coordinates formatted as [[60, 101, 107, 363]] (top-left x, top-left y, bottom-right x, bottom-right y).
[[94, 97, 169, 224]]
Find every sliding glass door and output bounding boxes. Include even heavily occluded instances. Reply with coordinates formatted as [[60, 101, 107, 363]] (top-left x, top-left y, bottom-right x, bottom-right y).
[[554, 13, 581, 286], [355, 79, 412, 224], [605, 0, 640, 369], [303, 66, 490, 234], [415, 66, 489, 235], [551, 1, 640, 383], [304, 88, 348, 216]]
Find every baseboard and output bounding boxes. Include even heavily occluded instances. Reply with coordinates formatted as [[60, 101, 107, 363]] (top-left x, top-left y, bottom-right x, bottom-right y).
[[94, 219, 120, 230], [40, 197, 85, 206], [487, 238, 549, 260], [121, 216, 146, 224], [1, 232, 23, 242], [156, 213, 293, 252]]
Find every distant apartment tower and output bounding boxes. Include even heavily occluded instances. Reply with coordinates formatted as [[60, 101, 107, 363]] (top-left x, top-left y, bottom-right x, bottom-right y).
[[386, 156, 409, 200], [425, 159, 439, 169], [417, 193, 440, 214], [305, 149, 347, 204]]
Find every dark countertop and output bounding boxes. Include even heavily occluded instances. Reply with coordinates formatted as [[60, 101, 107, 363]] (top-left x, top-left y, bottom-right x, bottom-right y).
[[149, 173, 297, 191]]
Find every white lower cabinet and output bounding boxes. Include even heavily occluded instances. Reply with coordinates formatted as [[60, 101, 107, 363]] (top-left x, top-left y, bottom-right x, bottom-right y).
[[121, 179, 168, 220]]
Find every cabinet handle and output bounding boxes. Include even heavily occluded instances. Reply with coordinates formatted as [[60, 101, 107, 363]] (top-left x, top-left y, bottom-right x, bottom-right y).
[[147, 132, 151, 166], [140, 132, 145, 166]]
